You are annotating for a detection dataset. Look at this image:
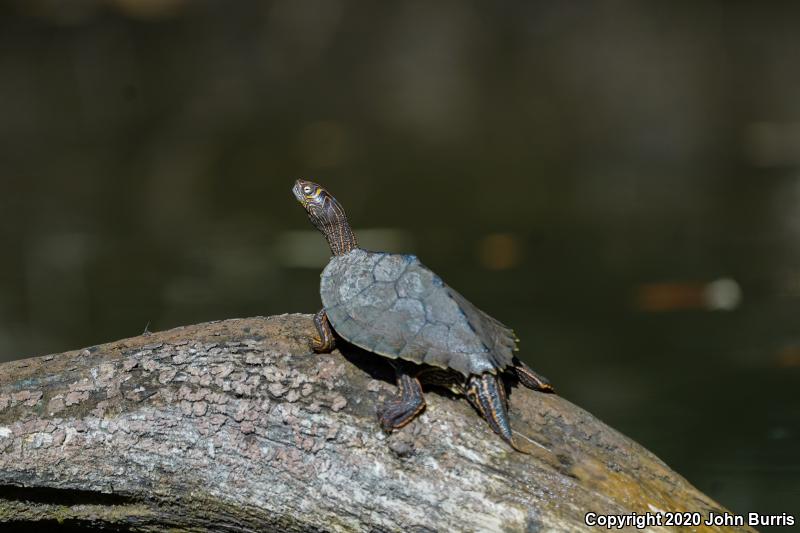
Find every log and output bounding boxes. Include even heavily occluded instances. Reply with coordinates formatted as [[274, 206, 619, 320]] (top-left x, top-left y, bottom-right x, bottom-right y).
[[0, 314, 751, 532]]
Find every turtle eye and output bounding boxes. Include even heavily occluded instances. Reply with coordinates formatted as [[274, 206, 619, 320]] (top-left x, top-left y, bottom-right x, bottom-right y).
[[303, 185, 313, 195]]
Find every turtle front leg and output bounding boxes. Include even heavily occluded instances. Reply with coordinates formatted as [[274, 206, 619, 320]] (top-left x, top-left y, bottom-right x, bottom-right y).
[[378, 362, 426, 431], [311, 309, 336, 353], [466, 373, 526, 452], [513, 358, 555, 393]]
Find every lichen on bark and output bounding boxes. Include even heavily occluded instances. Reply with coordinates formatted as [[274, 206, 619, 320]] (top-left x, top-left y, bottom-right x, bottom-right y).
[[0, 314, 752, 532]]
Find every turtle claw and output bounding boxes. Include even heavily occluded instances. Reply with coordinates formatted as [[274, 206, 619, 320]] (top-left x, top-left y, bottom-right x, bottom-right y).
[[378, 401, 424, 431], [310, 336, 332, 353], [379, 368, 426, 431], [311, 309, 335, 353], [513, 359, 555, 393]]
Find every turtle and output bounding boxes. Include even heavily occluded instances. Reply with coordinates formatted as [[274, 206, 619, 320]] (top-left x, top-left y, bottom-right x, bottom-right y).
[[292, 179, 554, 451]]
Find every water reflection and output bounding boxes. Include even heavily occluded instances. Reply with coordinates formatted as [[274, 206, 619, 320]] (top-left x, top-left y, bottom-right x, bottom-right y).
[[634, 278, 742, 312]]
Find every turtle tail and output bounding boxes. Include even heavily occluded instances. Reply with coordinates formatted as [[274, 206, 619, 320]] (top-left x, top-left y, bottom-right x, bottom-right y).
[[466, 373, 527, 453]]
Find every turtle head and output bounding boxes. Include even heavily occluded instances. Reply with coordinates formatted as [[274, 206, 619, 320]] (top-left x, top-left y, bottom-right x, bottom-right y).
[[292, 179, 358, 256], [292, 179, 331, 212]]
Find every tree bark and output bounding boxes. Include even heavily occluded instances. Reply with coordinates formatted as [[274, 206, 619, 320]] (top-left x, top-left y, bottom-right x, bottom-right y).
[[0, 314, 751, 532]]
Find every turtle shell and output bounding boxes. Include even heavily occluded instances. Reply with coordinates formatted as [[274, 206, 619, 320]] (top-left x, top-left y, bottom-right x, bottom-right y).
[[320, 249, 517, 376]]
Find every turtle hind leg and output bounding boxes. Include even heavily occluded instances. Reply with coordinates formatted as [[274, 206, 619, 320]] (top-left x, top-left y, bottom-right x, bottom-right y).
[[311, 309, 336, 353], [378, 363, 426, 431], [466, 373, 527, 453], [513, 358, 555, 393]]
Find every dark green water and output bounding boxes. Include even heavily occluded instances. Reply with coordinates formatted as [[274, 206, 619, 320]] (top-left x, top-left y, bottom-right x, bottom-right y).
[[0, 1, 798, 524]]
